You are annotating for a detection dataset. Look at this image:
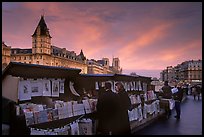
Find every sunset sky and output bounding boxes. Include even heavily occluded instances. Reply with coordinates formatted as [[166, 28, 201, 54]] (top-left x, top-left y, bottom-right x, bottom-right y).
[[2, 2, 202, 78]]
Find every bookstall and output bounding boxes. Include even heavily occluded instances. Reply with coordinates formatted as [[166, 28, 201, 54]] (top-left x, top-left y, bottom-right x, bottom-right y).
[[2, 62, 165, 135], [2, 62, 96, 135], [77, 73, 165, 134]]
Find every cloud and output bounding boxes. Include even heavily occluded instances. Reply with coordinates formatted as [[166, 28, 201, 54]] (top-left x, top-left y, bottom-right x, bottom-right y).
[[117, 21, 174, 60]]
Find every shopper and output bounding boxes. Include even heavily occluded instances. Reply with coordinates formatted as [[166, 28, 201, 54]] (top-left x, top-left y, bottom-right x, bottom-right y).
[[192, 86, 198, 100], [161, 81, 173, 118], [115, 82, 132, 135], [96, 82, 120, 135], [172, 83, 183, 120]]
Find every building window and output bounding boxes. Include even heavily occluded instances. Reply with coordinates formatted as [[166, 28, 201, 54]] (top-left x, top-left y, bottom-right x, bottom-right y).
[[36, 61, 39, 64], [41, 44, 42, 47], [40, 56, 42, 59], [29, 62, 31, 64], [41, 49, 42, 53], [24, 56, 26, 60], [19, 56, 21, 60]]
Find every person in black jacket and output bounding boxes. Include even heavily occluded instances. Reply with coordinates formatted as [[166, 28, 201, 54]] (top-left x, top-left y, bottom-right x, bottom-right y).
[[96, 82, 120, 135], [161, 81, 173, 118], [115, 82, 132, 135], [172, 84, 183, 120]]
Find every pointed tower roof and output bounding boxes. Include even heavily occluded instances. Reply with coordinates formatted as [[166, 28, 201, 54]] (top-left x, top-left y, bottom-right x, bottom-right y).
[[79, 49, 86, 60], [32, 15, 52, 38]]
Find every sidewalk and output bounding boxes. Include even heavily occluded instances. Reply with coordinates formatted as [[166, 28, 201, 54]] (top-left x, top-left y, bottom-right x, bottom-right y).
[[133, 95, 202, 135]]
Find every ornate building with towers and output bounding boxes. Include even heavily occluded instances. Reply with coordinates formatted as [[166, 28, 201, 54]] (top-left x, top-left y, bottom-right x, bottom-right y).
[[2, 15, 122, 74]]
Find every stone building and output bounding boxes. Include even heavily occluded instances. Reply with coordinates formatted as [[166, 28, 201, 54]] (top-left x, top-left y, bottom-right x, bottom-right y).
[[2, 42, 11, 69], [2, 15, 122, 74], [160, 60, 202, 84]]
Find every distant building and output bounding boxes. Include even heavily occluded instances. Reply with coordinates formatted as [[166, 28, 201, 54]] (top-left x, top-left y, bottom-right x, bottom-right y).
[[160, 60, 202, 84], [87, 57, 122, 74], [2, 15, 122, 74], [2, 42, 11, 69]]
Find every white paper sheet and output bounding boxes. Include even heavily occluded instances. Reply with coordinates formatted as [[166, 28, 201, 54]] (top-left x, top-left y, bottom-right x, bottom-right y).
[[18, 80, 31, 101], [52, 80, 60, 97], [59, 79, 65, 94], [138, 81, 142, 91], [70, 122, 80, 135], [30, 79, 43, 97], [42, 80, 51, 96]]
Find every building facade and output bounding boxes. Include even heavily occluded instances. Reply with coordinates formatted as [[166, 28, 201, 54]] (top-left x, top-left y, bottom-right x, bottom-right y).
[[160, 60, 202, 84], [87, 57, 122, 74], [2, 15, 122, 74], [2, 42, 11, 69]]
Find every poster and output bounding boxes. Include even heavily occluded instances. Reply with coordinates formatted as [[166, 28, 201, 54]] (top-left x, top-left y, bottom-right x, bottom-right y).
[[138, 81, 142, 91], [18, 80, 31, 101], [59, 79, 65, 94], [42, 80, 51, 96], [30, 79, 43, 97], [52, 80, 59, 97], [136, 81, 139, 91]]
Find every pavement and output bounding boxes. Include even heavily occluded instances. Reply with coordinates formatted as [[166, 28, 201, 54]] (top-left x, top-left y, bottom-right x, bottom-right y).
[[133, 95, 202, 135]]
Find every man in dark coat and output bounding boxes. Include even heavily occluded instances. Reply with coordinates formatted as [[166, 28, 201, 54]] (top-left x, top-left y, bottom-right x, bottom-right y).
[[115, 82, 132, 135], [96, 82, 120, 135], [161, 81, 173, 118], [172, 84, 183, 120]]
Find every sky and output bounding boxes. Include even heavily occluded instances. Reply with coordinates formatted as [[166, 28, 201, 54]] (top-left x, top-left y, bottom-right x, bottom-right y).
[[2, 2, 202, 78]]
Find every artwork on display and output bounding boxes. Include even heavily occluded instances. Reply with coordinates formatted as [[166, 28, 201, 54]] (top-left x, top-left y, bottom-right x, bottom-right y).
[[138, 104, 143, 121], [133, 81, 136, 91], [124, 82, 127, 91], [138, 81, 142, 91], [52, 80, 60, 97], [143, 83, 147, 92], [18, 80, 31, 101], [42, 80, 51, 96], [127, 82, 130, 91], [95, 82, 99, 90], [70, 122, 80, 135], [30, 79, 43, 97], [136, 81, 139, 91], [82, 100, 92, 114], [130, 82, 134, 91], [59, 79, 65, 94]]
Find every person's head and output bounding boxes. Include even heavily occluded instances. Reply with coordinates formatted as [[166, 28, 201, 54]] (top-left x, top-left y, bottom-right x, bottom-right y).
[[105, 82, 112, 91], [164, 81, 169, 86], [115, 82, 124, 93]]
